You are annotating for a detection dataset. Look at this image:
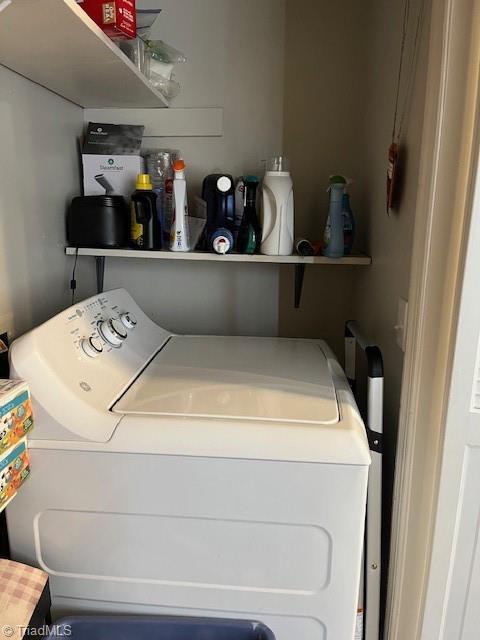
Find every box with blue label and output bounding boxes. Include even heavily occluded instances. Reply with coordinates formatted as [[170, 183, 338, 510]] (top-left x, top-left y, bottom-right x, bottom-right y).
[[0, 438, 30, 510], [0, 379, 34, 453]]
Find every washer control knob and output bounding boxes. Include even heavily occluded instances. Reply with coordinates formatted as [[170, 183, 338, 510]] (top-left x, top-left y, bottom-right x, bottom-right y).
[[120, 312, 137, 330], [98, 318, 127, 347], [81, 336, 103, 358]]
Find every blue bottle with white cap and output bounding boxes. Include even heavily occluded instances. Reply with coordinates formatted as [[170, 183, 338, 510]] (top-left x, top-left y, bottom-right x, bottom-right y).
[[202, 174, 236, 254]]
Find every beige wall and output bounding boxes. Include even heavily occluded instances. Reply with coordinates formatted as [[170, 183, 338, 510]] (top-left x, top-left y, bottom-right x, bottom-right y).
[[0, 0, 286, 339], [0, 66, 89, 339], [357, 0, 429, 431], [281, 0, 430, 419], [280, 0, 431, 615], [0, 0, 429, 358], [354, 0, 430, 515], [104, 0, 286, 336], [354, 0, 430, 604], [279, 0, 369, 357]]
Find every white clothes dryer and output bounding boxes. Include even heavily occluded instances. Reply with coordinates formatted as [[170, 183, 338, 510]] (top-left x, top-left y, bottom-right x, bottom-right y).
[[6, 289, 372, 640]]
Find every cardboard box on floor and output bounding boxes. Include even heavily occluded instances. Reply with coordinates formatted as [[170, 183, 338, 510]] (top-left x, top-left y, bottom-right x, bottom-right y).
[[0, 379, 33, 512]]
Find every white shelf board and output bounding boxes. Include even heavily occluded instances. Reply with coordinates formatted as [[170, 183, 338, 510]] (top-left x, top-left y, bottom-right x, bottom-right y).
[[0, 0, 168, 108], [84, 108, 224, 137], [65, 247, 372, 265]]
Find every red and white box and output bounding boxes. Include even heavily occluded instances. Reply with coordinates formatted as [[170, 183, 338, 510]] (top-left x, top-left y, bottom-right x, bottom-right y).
[[78, 0, 136, 39]]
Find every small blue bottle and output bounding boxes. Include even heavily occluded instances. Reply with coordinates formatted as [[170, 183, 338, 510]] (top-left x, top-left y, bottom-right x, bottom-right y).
[[341, 192, 355, 255], [323, 175, 346, 258]]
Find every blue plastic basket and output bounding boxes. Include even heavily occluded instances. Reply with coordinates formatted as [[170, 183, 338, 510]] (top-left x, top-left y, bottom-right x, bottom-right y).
[[48, 616, 276, 640]]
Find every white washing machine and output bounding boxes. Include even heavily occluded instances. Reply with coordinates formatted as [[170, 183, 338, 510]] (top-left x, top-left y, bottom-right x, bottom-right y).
[[6, 289, 370, 640]]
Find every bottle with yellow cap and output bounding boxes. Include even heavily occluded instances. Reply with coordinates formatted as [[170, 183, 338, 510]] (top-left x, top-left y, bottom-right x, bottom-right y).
[[130, 173, 160, 250]]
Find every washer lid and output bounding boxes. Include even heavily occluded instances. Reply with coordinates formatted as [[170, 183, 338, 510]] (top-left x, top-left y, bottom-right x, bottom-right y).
[[113, 336, 339, 424]]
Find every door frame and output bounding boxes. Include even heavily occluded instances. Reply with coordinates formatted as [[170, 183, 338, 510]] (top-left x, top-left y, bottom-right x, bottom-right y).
[[385, 0, 480, 638]]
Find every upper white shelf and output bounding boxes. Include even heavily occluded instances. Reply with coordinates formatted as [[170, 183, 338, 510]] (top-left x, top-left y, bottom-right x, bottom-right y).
[[0, 0, 168, 108], [65, 247, 372, 266]]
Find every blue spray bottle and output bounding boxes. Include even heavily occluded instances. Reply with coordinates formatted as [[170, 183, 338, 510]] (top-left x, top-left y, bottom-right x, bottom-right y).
[[342, 191, 355, 255], [323, 175, 347, 258]]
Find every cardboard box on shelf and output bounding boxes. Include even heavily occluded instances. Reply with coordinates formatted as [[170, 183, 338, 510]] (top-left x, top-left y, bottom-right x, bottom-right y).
[[77, 0, 137, 39], [82, 154, 144, 198], [82, 122, 145, 198]]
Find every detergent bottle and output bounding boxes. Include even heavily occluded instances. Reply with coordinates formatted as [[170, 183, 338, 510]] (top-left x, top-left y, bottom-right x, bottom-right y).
[[202, 174, 236, 254], [130, 174, 159, 250], [169, 159, 190, 252], [261, 156, 294, 256], [323, 175, 346, 258]]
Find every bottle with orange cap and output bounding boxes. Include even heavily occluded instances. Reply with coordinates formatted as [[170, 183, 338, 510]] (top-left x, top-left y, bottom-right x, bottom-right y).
[[170, 159, 190, 252], [130, 173, 160, 250]]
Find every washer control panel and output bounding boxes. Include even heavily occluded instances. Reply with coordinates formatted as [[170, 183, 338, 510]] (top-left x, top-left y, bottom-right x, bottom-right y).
[[66, 294, 142, 360], [98, 318, 128, 348], [120, 313, 137, 330], [81, 336, 103, 358], [9, 288, 171, 442]]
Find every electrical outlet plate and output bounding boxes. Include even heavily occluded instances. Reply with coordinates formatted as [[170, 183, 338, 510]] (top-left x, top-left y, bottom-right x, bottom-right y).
[[396, 298, 408, 352]]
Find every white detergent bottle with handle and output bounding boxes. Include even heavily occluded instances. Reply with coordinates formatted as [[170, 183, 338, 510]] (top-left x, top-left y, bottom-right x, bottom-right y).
[[261, 156, 294, 256], [170, 159, 190, 251]]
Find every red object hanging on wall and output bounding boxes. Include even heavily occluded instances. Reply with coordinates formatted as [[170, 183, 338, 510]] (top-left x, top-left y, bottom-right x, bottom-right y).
[[387, 142, 399, 213]]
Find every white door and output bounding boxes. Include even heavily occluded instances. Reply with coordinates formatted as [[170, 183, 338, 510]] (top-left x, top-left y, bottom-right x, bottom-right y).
[[419, 151, 480, 639]]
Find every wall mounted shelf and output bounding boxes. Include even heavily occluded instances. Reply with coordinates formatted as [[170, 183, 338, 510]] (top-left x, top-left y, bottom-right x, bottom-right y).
[[65, 247, 372, 308], [0, 0, 169, 108], [83, 108, 224, 137]]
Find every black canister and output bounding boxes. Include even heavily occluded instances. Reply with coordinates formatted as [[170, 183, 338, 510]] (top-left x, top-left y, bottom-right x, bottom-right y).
[[67, 196, 129, 248]]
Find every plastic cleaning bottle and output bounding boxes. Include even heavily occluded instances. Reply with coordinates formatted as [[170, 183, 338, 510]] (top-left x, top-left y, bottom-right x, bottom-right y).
[[145, 149, 179, 245], [341, 191, 355, 255], [202, 174, 236, 254], [234, 177, 245, 242], [169, 159, 190, 252], [261, 156, 294, 256], [323, 175, 346, 258], [130, 174, 159, 250], [237, 176, 261, 254]]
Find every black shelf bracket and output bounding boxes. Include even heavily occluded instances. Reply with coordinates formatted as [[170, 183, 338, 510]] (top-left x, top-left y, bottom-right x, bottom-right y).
[[95, 256, 106, 294], [294, 263, 306, 308]]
